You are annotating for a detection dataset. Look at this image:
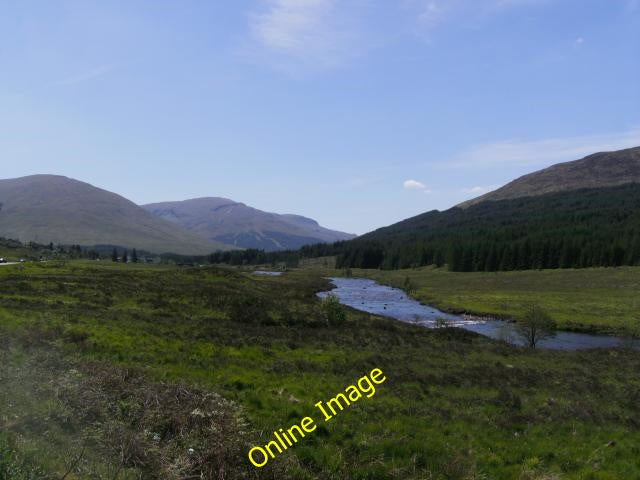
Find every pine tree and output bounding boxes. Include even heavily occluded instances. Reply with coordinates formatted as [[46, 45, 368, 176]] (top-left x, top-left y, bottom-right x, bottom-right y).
[[522, 239, 532, 270], [485, 244, 499, 271], [111, 248, 118, 262], [628, 235, 640, 265], [499, 245, 513, 271], [132, 249, 138, 263]]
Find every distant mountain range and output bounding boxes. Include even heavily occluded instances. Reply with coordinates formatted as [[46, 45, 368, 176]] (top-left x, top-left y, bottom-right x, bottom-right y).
[[4, 146, 637, 260], [335, 146, 640, 271], [0, 175, 355, 254], [0, 175, 231, 255], [142, 198, 356, 251]]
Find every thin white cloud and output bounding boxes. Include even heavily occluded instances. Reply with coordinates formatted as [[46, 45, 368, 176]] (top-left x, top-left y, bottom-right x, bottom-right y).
[[57, 65, 115, 86], [461, 185, 499, 194], [409, 0, 551, 32], [251, 0, 332, 51], [447, 127, 640, 168], [415, 1, 445, 28], [247, 0, 361, 70], [246, 0, 556, 70], [575, 36, 584, 45], [491, 0, 550, 9], [404, 179, 427, 190]]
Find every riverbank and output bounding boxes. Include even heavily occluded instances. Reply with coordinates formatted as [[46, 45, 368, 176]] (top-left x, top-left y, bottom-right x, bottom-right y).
[[319, 277, 639, 350], [326, 266, 640, 337]]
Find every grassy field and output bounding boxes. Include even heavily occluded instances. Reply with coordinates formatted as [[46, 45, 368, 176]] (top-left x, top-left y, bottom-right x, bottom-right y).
[[340, 266, 640, 336], [1, 261, 639, 479]]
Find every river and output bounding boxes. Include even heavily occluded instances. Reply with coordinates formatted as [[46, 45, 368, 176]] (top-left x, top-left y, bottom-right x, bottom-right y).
[[318, 277, 639, 351]]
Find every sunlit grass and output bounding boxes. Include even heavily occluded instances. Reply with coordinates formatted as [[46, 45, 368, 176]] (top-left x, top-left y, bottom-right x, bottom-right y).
[[0, 261, 639, 478]]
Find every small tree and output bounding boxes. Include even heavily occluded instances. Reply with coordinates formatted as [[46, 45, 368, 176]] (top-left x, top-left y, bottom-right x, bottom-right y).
[[515, 304, 557, 348], [319, 294, 346, 327], [122, 249, 128, 263], [403, 276, 415, 295], [132, 249, 138, 263], [111, 248, 118, 262]]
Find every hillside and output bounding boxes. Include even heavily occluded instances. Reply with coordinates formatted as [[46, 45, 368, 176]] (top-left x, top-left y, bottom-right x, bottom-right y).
[[332, 146, 640, 271], [0, 175, 232, 254], [459, 146, 640, 207], [337, 183, 640, 270], [142, 197, 356, 251]]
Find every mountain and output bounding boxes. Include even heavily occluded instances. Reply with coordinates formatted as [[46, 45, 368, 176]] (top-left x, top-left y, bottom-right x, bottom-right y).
[[332, 146, 640, 271], [0, 175, 233, 254], [142, 197, 356, 251], [458, 146, 640, 207]]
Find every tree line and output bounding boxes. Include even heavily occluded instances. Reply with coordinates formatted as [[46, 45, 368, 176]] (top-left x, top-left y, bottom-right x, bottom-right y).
[[335, 184, 640, 271], [207, 184, 640, 272]]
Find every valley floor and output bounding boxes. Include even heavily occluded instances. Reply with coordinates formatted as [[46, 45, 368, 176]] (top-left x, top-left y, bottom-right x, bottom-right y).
[[0, 261, 639, 479]]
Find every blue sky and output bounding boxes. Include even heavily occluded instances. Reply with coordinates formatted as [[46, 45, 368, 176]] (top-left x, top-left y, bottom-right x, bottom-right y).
[[1, 0, 639, 234]]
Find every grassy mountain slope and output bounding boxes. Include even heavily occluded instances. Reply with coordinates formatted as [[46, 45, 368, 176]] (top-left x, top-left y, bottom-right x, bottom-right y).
[[0, 175, 233, 254], [143, 197, 356, 251], [459, 146, 640, 207], [333, 146, 640, 271]]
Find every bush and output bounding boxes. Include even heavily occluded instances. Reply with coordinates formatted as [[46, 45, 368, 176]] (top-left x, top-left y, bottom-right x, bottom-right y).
[[435, 317, 450, 328], [319, 294, 346, 327]]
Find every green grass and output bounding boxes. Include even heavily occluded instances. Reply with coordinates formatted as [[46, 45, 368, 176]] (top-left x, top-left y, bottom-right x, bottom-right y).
[[341, 266, 640, 336], [1, 261, 639, 479]]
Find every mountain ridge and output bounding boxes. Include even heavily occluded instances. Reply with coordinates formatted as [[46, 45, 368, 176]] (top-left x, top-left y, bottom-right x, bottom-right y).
[[0, 175, 233, 254], [142, 197, 356, 251], [458, 146, 640, 207]]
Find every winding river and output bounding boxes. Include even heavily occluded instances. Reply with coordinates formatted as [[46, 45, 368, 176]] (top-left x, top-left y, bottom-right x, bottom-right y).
[[318, 277, 639, 351]]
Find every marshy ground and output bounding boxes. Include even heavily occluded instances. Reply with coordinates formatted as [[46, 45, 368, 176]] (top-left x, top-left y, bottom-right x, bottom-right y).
[[1, 261, 639, 479]]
